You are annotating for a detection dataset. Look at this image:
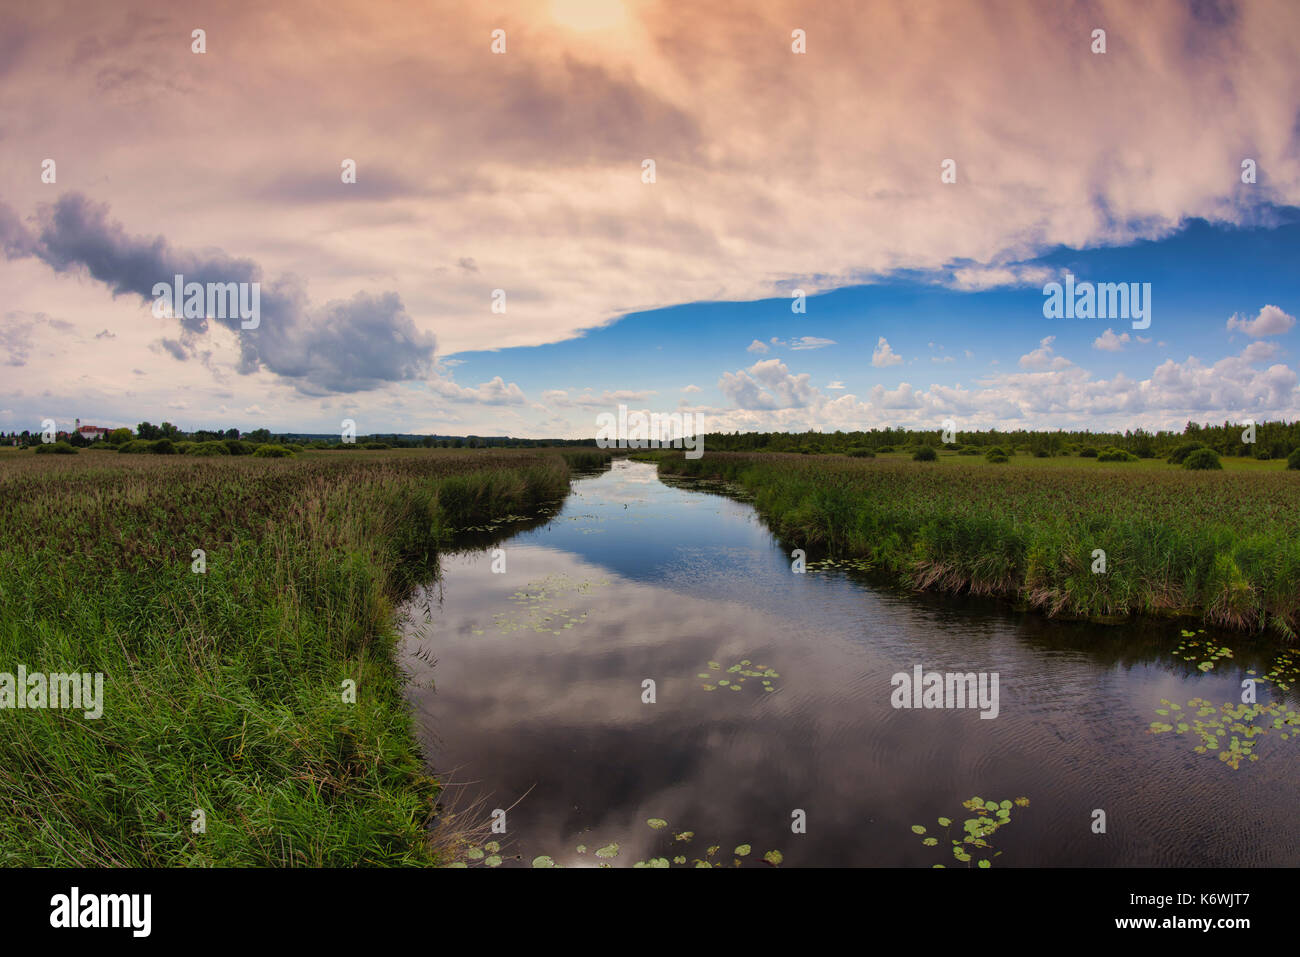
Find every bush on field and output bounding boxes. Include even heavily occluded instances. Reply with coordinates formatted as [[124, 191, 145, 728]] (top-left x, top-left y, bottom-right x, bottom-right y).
[[223, 439, 253, 455], [1167, 442, 1206, 465], [252, 444, 294, 458], [361, 442, 390, 450], [876, 445, 895, 453], [150, 439, 177, 455], [847, 447, 875, 458], [942, 442, 961, 451], [285, 443, 305, 453], [1079, 447, 1099, 457], [34, 441, 77, 454], [984, 446, 1007, 461], [957, 446, 982, 455], [1289, 448, 1300, 470], [986, 452, 1009, 463], [1183, 448, 1222, 470], [1034, 449, 1049, 458], [1097, 447, 1138, 462], [1254, 448, 1272, 460], [912, 446, 938, 462], [186, 440, 230, 456]]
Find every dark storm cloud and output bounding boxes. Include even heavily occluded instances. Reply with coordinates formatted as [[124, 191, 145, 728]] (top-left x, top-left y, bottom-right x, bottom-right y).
[[0, 192, 436, 394]]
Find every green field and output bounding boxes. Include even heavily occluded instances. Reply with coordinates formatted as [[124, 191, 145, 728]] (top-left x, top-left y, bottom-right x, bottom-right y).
[[652, 449, 1300, 637], [0, 448, 600, 865]]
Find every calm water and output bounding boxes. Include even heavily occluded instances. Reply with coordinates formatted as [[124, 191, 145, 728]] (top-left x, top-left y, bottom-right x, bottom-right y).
[[400, 459, 1300, 867]]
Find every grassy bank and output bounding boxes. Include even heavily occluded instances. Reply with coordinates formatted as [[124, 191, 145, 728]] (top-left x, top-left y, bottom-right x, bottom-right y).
[[0, 448, 595, 865], [653, 451, 1300, 638]]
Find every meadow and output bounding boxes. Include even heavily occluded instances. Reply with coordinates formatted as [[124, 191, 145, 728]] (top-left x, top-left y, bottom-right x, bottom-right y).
[[651, 449, 1300, 638], [0, 447, 602, 865]]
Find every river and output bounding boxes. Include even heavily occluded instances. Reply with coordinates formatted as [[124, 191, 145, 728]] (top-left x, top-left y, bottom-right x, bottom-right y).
[[400, 458, 1300, 867]]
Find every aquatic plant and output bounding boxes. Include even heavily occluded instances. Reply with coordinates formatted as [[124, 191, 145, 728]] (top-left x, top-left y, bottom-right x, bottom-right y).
[[912, 797, 1029, 868]]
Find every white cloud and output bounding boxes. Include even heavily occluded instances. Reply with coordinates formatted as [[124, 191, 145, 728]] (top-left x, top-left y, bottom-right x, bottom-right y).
[[827, 380, 845, 390], [746, 339, 770, 354], [1093, 329, 1131, 351], [1227, 304, 1296, 337], [430, 375, 527, 405], [1018, 336, 1072, 370], [681, 384, 702, 393], [872, 337, 903, 367], [789, 336, 836, 350]]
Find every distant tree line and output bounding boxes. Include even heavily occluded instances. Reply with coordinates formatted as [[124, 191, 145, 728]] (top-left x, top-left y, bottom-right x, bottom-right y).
[[700, 420, 1300, 460], [2, 422, 599, 450]]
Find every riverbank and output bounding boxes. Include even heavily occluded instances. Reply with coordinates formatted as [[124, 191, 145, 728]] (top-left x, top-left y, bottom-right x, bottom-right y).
[[649, 451, 1300, 638], [0, 448, 602, 865]]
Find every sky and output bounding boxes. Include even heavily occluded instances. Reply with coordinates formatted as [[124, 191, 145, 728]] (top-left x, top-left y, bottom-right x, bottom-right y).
[[1, 0, 1298, 438]]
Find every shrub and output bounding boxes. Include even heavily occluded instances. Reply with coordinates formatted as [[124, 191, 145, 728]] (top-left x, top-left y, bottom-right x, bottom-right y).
[[1167, 441, 1206, 465], [285, 443, 306, 454], [912, 446, 938, 462], [876, 445, 895, 453], [223, 439, 253, 455], [361, 442, 390, 450], [150, 439, 176, 455], [1183, 448, 1222, 470], [986, 453, 1009, 463], [984, 446, 1007, 461], [186, 441, 230, 456], [252, 444, 294, 458], [942, 442, 961, 451], [34, 441, 77, 455], [847, 448, 875, 458], [957, 446, 982, 455], [1079, 447, 1098, 458], [117, 440, 150, 453], [1033, 449, 1049, 458], [107, 428, 132, 446], [1289, 448, 1300, 470], [1097, 447, 1138, 462], [1254, 448, 1272, 460]]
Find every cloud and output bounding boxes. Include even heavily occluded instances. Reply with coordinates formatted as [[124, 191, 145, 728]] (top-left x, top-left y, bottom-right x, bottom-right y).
[[0, 193, 436, 394], [430, 374, 526, 405], [871, 337, 903, 367], [718, 359, 818, 410], [1093, 329, 1131, 351], [1019, 336, 1072, 370], [789, 336, 836, 350], [0, 310, 75, 365], [944, 264, 1057, 291], [1227, 304, 1296, 337], [827, 380, 845, 390], [746, 339, 769, 354], [681, 384, 702, 393]]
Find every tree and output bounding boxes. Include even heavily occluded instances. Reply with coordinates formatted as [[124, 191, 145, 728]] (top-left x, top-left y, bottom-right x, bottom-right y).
[[247, 428, 271, 444], [108, 428, 132, 445], [137, 421, 160, 440]]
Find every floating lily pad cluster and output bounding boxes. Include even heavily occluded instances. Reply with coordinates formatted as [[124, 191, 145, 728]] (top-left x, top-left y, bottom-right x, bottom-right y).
[[448, 840, 504, 868], [804, 556, 874, 573], [537, 819, 784, 868], [1173, 630, 1232, 672], [1256, 650, 1299, 692], [698, 658, 780, 693], [912, 796, 1029, 868], [1149, 696, 1300, 769], [487, 574, 609, 635], [454, 512, 551, 533]]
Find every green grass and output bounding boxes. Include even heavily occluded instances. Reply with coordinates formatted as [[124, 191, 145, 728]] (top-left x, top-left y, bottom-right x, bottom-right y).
[[0, 448, 598, 865], [655, 450, 1300, 637]]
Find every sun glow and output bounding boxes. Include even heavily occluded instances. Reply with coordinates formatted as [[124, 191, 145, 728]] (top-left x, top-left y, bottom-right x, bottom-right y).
[[549, 0, 628, 32]]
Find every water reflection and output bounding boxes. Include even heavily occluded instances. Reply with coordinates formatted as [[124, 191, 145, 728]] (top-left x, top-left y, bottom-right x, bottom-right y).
[[401, 460, 1300, 867]]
